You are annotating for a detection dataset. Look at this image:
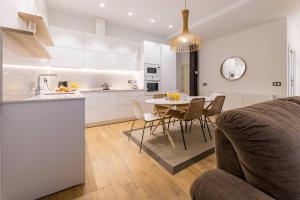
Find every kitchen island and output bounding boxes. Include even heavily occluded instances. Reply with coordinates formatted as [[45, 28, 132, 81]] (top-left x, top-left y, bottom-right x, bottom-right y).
[[1, 93, 85, 200]]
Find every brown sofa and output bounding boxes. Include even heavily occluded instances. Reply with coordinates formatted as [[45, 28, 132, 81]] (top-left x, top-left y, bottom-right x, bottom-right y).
[[190, 97, 300, 200]]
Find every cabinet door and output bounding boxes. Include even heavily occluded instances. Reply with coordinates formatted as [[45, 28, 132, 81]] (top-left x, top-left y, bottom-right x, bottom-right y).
[[49, 26, 83, 49], [84, 33, 139, 56], [84, 50, 137, 70], [143, 41, 160, 64], [86, 106, 119, 123], [161, 44, 174, 58], [49, 47, 83, 68], [84, 92, 119, 123], [161, 45, 177, 91], [84, 92, 118, 108]]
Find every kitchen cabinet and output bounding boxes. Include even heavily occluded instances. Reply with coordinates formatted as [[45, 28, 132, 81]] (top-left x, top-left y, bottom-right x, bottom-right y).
[[84, 33, 139, 56], [84, 90, 147, 126], [49, 26, 83, 49], [84, 50, 138, 70], [2, 98, 85, 200], [118, 91, 145, 118], [143, 41, 161, 64], [160, 44, 177, 92], [84, 92, 119, 124], [49, 46, 83, 68], [84, 33, 139, 70]]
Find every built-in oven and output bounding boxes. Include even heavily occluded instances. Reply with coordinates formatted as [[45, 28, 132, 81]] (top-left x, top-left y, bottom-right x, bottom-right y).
[[145, 63, 160, 77], [145, 76, 160, 92]]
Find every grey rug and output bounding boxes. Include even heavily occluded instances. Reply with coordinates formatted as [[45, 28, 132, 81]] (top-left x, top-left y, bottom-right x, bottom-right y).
[[124, 121, 215, 174]]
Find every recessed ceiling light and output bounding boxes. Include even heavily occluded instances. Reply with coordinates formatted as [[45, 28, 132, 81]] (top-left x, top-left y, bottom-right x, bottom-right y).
[[150, 19, 155, 23], [168, 25, 173, 29], [99, 3, 105, 8], [128, 12, 133, 16]]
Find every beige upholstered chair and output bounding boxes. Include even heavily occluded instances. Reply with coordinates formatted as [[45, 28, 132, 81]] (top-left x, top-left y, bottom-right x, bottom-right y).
[[129, 99, 161, 152], [203, 96, 225, 138], [169, 98, 206, 150]]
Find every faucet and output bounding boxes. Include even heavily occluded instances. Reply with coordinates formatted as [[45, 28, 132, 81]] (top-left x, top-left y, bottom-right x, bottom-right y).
[[35, 74, 58, 95]]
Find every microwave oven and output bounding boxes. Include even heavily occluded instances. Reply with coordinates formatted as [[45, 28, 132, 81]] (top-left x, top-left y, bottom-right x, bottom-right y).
[[144, 63, 160, 77]]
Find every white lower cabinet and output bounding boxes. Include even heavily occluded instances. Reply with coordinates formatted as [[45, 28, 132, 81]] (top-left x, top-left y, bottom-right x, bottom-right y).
[[86, 106, 118, 123], [84, 91, 146, 126]]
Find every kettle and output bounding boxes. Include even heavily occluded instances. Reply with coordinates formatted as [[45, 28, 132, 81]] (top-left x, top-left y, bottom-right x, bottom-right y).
[[101, 82, 111, 90]]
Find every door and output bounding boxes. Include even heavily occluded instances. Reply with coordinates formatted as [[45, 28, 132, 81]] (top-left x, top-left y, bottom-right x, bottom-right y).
[[182, 64, 190, 95], [288, 46, 296, 97]]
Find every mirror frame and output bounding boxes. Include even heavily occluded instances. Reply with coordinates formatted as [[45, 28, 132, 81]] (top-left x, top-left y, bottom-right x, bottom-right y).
[[220, 56, 247, 81]]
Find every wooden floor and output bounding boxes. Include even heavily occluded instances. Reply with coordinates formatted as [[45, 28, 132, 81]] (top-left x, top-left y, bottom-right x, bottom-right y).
[[41, 121, 216, 200]]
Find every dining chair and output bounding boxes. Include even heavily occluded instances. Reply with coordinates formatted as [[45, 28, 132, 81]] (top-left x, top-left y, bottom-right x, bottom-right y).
[[129, 99, 161, 153], [153, 93, 173, 129], [203, 96, 226, 139], [168, 98, 206, 150]]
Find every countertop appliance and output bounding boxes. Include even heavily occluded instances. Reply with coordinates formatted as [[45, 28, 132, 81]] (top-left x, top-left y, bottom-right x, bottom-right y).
[[144, 63, 160, 77], [101, 82, 111, 90]]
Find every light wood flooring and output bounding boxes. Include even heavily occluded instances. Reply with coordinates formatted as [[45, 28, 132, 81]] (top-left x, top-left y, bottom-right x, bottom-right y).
[[41, 121, 216, 200]]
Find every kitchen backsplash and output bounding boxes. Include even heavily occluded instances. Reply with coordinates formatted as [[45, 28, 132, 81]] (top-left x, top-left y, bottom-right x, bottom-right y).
[[3, 66, 140, 98]]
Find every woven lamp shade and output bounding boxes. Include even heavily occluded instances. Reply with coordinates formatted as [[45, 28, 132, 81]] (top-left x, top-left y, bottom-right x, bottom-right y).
[[170, 9, 202, 53]]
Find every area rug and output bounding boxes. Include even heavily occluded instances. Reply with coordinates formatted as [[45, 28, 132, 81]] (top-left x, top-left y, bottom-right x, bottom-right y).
[[123, 122, 215, 174]]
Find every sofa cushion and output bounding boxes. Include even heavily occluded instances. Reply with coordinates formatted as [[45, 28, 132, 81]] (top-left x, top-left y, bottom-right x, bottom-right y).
[[190, 169, 275, 200], [216, 97, 300, 200]]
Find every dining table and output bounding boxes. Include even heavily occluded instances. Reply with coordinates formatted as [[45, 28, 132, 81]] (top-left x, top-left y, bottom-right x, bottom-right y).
[[145, 96, 213, 149]]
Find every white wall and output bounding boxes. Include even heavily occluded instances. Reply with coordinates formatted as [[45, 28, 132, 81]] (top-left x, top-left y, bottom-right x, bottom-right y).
[[198, 19, 288, 98], [287, 18, 300, 96], [3, 66, 139, 100]]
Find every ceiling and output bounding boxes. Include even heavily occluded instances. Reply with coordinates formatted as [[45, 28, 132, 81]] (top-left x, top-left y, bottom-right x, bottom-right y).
[[46, 0, 300, 41]]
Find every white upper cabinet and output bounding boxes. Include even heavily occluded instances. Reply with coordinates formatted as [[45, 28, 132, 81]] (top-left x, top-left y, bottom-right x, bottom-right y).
[[49, 26, 84, 68], [49, 26, 83, 49], [160, 44, 177, 92], [83, 33, 140, 70], [49, 47, 83, 68], [143, 41, 161, 64], [84, 33, 139, 56], [84, 50, 138, 70]]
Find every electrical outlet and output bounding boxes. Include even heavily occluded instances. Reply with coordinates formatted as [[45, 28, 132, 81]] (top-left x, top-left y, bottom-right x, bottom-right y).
[[272, 82, 281, 86]]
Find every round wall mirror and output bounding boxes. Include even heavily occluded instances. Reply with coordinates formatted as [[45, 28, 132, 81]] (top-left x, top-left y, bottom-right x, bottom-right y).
[[220, 57, 247, 81]]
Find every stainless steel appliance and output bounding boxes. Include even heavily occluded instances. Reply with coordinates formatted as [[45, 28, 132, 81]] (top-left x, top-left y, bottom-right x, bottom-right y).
[[101, 82, 111, 90], [144, 63, 160, 77], [145, 76, 160, 92]]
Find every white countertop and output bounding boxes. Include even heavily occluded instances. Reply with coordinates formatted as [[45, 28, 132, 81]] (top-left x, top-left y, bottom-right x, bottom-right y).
[[2, 92, 85, 104], [79, 88, 144, 93]]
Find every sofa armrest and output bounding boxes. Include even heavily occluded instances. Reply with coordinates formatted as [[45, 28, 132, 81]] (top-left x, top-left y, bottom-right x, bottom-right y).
[[190, 169, 275, 200]]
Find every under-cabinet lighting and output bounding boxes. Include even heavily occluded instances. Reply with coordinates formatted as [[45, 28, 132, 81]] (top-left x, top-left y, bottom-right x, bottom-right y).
[[3, 64, 140, 74]]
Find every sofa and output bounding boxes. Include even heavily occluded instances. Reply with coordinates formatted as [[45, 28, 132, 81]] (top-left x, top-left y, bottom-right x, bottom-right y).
[[190, 97, 300, 200]]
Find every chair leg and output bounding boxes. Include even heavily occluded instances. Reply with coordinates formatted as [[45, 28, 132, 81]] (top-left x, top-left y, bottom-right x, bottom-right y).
[[150, 121, 153, 133], [139, 122, 147, 153], [185, 122, 188, 134], [180, 121, 187, 150], [200, 120, 207, 142], [128, 120, 135, 141], [167, 117, 171, 129], [205, 116, 212, 140], [189, 120, 193, 133]]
